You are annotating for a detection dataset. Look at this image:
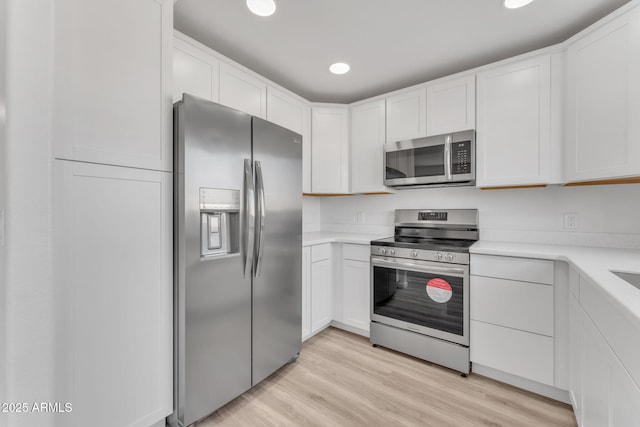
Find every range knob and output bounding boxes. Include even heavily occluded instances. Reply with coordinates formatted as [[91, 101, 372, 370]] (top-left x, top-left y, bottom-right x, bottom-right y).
[[435, 252, 443, 261], [389, 249, 396, 255], [411, 250, 418, 258], [446, 253, 455, 262], [380, 248, 387, 255]]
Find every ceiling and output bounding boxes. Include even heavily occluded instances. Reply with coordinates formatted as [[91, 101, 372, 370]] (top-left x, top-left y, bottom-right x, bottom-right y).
[[174, 0, 631, 104]]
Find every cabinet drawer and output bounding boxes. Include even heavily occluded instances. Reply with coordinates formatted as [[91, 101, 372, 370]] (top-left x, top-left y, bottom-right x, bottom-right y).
[[471, 275, 553, 336], [471, 254, 554, 285], [343, 244, 370, 262], [471, 320, 554, 386], [311, 243, 331, 262]]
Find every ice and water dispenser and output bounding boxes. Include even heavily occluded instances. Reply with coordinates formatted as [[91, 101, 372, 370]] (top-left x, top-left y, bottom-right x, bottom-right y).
[[199, 188, 240, 258]]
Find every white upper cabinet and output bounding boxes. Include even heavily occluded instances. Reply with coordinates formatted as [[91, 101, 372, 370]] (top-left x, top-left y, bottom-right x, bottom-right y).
[[173, 35, 220, 103], [426, 74, 476, 136], [52, 0, 173, 172], [385, 88, 427, 142], [564, 6, 640, 183], [266, 86, 312, 193], [350, 99, 387, 193], [476, 54, 562, 188], [311, 106, 350, 194], [219, 62, 267, 119]]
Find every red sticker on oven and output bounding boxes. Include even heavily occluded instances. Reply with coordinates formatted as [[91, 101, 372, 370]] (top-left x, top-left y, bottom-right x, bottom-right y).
[[426, 278, 453, 303]]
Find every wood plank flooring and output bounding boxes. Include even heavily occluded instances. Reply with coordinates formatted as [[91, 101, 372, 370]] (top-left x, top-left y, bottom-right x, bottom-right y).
[[196, 327, 577, 427]]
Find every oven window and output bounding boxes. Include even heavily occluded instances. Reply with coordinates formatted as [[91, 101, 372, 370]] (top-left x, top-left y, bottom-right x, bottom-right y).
[[386, 145, 445, 180], [373, 265, 463, 336]]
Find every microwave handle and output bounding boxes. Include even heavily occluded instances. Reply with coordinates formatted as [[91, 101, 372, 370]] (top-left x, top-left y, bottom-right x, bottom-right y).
[[444, 135, 452, 180]]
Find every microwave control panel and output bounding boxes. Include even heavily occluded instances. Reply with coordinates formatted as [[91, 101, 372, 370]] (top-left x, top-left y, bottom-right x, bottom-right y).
[[451, 141, 472, 175]]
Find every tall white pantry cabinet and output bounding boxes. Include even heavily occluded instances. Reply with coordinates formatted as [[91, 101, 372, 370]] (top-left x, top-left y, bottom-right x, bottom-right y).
[[52, 0, 174, 426]]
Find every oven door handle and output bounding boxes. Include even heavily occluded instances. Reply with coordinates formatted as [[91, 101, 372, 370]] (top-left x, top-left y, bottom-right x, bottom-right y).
[[371, 257, 465, 276]]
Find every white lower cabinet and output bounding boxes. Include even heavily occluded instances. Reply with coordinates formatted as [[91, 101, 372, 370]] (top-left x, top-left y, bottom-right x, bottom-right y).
[[470, 254, 564, 391], [341, 244, 371, 334], [54, 160, 172, 427], [302, 246, 312, 340], [310, 244, 333, 335]]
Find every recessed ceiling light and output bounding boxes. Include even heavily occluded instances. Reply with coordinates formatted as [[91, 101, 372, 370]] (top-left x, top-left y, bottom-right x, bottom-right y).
[[329, 62, 350, 75], [504, 0, 534, 9], [246, 0, 276, 17]]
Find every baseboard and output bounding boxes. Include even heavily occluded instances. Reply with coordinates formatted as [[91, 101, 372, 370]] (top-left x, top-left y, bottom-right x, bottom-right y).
[[472, 363, 571, 404], [330, 320, 369, 338]]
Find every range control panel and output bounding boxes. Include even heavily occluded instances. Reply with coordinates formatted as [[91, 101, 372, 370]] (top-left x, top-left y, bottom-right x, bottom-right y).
[[370, 245, 469, 265]]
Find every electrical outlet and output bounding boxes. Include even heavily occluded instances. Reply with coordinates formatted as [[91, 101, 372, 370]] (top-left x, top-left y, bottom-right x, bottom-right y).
[[563, 213, 579, 231], [356, 211, 365, 224]]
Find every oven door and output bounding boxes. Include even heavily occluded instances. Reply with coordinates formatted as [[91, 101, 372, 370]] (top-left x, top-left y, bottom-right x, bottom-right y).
[[370, 256, 469, 346]]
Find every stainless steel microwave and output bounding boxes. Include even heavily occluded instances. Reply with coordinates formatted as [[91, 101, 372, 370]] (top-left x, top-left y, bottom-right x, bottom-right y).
[[384, 130, 475, 188]]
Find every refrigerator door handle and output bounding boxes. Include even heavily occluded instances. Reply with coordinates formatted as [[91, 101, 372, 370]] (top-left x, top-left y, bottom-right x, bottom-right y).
[[254, 161, 266, 277], [242, 158, 255, 277]]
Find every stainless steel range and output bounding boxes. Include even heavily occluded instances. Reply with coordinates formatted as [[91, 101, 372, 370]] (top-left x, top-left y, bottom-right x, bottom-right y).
[[370, 209, 479, 375]]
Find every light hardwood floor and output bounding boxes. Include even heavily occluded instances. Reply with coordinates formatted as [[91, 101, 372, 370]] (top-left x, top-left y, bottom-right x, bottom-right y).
[[197, 327, 577, 427]]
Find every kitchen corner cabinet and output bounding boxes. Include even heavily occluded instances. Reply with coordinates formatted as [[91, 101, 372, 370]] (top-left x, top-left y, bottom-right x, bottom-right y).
[[266, 86, 312, 193], [350, 100, 387, 193], [476, 54, 562, 188], [341, 244, 371, 333], [568, 269, 640, 426], [219, 62, 267, 119], [54, 160, 172, 427], [426, 74, 476, 136], [173, 35, 220, 103], [53, 0, 173, 172], [564, 6, 640, 183], [311, 106, 350, 194], [385, 88, 427, 142]]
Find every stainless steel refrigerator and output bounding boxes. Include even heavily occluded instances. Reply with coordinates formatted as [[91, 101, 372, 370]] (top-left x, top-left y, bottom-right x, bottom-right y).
[[170, 94, 302, 427]]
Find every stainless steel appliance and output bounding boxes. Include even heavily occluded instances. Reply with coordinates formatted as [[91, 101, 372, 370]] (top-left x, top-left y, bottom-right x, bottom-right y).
[[384, 130, 475, 188], [171, 94, 302, 427], [370, 209, 479, 375]]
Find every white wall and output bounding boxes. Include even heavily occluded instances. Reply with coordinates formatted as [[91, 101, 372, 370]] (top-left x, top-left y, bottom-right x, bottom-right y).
[[4, 1, 57, 426], [0, 0, 7, 421], [319, 184, 640, 249], [303, 197, 321, 232]]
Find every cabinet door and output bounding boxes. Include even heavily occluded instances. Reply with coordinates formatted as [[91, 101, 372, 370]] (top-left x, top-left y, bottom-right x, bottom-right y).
[[565, 8, 640, 182], [611, 356, 640, 427], [52, 0, 173, 172], [266, 86, 312, 192], [582, 316, 611, 427], [426, 75, 475, 136], [219, 62, 267, 118], [350, 100, 387, 193], [311, 258, 332, 333], [342, 259, 370, 332], [302, 246, 312, 340], [476, 55, 552, 187], [569, 295, 584, 424], [311, 106, 350, 194], [173, 35, 220, 103], [54, 160, 172, 427], [386, 88, 427, 142]]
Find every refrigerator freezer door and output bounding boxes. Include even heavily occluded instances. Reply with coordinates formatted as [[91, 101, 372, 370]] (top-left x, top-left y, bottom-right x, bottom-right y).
[[175, 94, 253, 426], [251, 117, 303, 386]]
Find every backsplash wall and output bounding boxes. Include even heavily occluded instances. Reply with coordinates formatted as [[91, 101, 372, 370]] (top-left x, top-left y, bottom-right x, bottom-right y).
[[309, 184, 640, 249]]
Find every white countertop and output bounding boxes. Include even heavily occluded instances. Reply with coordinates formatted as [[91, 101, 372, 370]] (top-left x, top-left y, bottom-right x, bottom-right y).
[[471, 241, 640, 327], [303, 231, 389, 246]]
